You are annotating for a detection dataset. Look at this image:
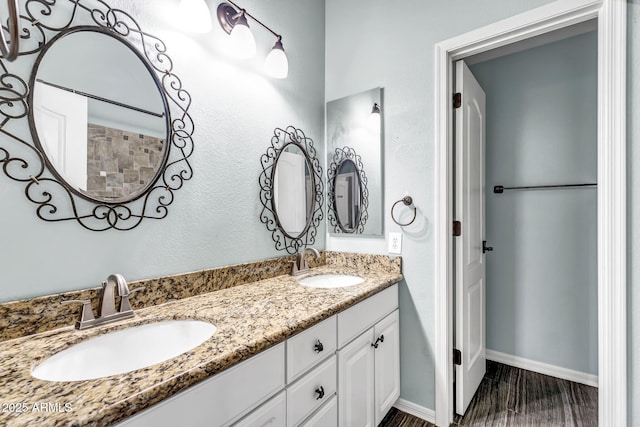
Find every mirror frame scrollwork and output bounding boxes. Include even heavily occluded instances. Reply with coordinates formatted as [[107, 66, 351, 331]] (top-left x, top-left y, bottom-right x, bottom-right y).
[[0, 0, 194, 231], [259, 126, 324, 254], [327, 146, 369, 234]]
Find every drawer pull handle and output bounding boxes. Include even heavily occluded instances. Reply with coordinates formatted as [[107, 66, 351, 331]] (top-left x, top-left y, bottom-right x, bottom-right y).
[[314, 339, 324, 353], [315, 386, 325, 400], [371, 334, 385, 349]]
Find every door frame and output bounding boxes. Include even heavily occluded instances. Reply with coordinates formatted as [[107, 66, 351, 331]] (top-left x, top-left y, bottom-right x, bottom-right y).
[[433, 1, 626, 426]]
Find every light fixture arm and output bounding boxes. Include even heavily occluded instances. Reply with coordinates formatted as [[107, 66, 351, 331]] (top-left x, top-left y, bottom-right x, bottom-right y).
[[223, 0, 282, 40]]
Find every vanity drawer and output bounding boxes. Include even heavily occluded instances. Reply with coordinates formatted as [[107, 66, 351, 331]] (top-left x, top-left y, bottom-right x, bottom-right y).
[[286, 355, 337, 427], [117, 343, 284, 427], [234, 391, 286, 427], [337, 283, 398, 348], [286, 315, 336, 382], [300, 395, 337, 427]]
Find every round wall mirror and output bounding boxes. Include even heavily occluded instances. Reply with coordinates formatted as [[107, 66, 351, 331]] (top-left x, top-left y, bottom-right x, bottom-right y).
[[28, 27, 170, 204], [272, 143, 315, 238], [333, 158, 363, 232]]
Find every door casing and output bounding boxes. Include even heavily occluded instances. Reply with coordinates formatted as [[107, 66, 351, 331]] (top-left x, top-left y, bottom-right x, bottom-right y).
[[433, 1, 626, 426]]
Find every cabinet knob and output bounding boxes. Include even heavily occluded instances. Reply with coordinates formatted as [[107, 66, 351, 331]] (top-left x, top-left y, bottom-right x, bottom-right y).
[[315, 386, 325, 400], [371, 334, 385, 349], [313, 339, 324, 353]]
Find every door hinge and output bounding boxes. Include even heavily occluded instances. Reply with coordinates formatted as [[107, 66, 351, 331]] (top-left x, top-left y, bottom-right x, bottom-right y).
[[453, 92, 462, 109], [453, 348, 462, 365], [453, 221, 461, 236]]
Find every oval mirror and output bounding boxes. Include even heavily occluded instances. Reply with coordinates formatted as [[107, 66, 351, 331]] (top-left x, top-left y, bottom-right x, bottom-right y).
[[29, 27, 169, 204], [334, 159, 363, 232], [272, 143, 315, 238]]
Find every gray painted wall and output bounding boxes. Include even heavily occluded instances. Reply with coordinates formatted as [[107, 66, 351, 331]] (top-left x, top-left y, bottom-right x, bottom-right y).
[[0, 0, 325, 302], [325, 1, 640, 421], [470, 32, 598, 376], [325, 0, 559, 411]]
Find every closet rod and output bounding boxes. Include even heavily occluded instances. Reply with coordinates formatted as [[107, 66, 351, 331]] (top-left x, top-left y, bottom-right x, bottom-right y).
[[35, 79, 165, 118], [493, 183, 597, 194]]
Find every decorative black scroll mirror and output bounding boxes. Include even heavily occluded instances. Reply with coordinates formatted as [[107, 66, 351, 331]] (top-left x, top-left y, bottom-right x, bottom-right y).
[[259, 126, 323, 254], [327, 146, 369, 233], [0, 0, 194, 231]]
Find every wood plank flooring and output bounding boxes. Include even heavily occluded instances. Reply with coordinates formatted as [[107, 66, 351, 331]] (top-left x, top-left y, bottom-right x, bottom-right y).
[[379, 361, 598, 427]]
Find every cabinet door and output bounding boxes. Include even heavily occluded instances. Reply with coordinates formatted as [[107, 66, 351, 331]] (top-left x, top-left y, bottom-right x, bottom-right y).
[[337, 329, 375, 427], [373, 310, 400, 425]]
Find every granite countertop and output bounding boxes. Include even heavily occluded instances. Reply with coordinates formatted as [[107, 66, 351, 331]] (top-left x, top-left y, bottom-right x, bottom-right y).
[[0, 265, 402, 427]]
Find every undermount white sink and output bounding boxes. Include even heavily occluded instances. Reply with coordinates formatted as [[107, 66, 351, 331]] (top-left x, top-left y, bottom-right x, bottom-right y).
[[31, 320, 216, 382], [298, 274, 364, 288]]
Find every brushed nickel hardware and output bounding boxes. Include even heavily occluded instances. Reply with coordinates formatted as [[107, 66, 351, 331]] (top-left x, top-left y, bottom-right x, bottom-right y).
[[61, 299, 95, 329], [391, 196, 417, 226], [62, 274, 144, 330], [314, 339, 324, 353], [291, 247, 320, 276]]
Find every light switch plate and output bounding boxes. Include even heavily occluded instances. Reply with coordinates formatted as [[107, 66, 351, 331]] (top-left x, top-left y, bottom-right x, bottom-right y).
[[388, 232, 402, 254]]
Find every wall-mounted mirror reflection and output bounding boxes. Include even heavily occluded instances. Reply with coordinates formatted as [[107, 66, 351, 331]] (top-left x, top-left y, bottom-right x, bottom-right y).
[[327, 147, 369, 233], [30, 28, 169, 203], [326, 87, 383, 235], [273, 144, 315, 237], [335, 159, 361, 230]]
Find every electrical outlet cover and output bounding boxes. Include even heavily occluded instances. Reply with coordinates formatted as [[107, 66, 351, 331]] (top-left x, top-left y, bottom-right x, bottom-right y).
[[388, 232, 402, 254]]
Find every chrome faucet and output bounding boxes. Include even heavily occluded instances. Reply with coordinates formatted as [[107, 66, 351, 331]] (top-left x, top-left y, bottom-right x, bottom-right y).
[[62, 273, 144, 330], [291, 247, 320, 276]]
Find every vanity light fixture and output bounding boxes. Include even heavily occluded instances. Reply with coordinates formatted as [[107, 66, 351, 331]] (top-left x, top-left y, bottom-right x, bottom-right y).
[[177, 0, 213, 34], [227, 9, 256, 59], [264, 37, 288, 79], [217, 1, 289, 78], [369, 102, 382, 129]]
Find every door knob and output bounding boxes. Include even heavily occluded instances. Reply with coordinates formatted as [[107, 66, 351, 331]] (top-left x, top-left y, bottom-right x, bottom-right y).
[[482, 240, 493, 253]]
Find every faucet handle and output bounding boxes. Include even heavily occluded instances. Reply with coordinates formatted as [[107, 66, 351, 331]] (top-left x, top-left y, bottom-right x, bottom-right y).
[[62, 299, 96, 329], [119, 286, 145, 313]]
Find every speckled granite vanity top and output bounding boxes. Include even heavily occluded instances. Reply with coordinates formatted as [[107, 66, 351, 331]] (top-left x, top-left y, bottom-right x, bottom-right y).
[[0, 253, 402, 426]]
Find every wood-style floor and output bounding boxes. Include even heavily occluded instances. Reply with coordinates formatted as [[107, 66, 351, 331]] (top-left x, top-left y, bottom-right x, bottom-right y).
[[379, 361, 598, 426]]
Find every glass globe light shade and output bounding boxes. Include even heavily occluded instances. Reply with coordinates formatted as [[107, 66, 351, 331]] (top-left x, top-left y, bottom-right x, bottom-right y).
[[264, 39, 289, 79]]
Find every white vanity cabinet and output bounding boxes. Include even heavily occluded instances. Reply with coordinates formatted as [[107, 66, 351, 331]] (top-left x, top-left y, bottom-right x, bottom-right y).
[[337, 285, 400, 427], [117, 343, 286, 427], [116, 283, 399, 427]]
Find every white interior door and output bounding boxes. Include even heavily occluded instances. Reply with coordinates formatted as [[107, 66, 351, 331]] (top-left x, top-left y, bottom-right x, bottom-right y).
[[33, 81, 88, 191], [454, 59, 486, 416]]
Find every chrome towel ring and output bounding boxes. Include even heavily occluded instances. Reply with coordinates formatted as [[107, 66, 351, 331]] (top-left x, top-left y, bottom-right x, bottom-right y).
[[0, 0, 19, 61], [391, 196, 416, 226]]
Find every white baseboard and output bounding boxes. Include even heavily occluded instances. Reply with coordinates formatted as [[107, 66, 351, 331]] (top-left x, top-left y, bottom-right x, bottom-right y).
[[393, 398, 436, 424], [486, 349, 598, 387]]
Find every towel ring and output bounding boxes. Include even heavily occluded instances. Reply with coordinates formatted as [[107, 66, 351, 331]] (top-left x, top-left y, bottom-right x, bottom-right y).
[[391, 196, 416, 226], [0, 0, 19, 61]]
